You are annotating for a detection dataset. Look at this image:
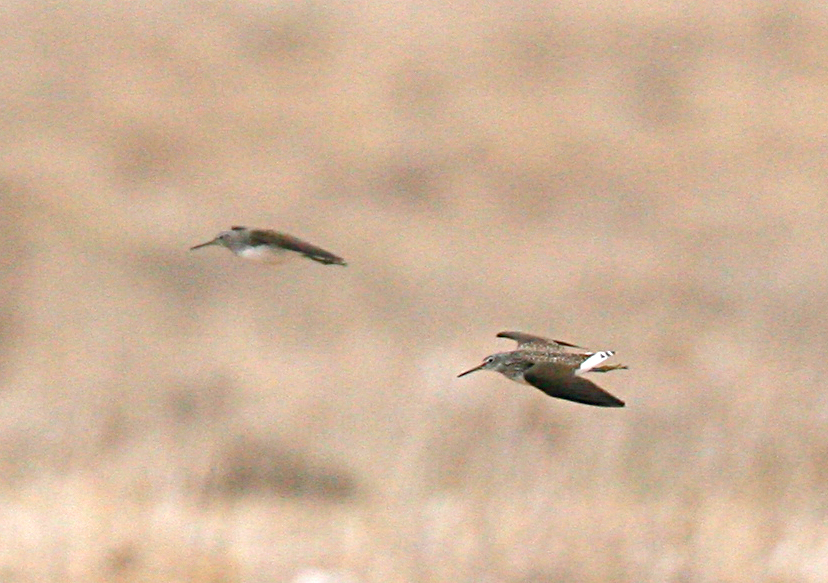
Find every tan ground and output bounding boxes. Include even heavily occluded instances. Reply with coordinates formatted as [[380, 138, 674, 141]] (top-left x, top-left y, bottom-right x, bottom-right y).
[[2, 1, 828, 581]]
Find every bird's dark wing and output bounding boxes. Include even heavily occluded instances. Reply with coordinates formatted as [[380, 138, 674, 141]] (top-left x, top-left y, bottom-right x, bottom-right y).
[[523, 362, 625, 407], [248, 229, 347, 266], [496, 331, 584, 350]]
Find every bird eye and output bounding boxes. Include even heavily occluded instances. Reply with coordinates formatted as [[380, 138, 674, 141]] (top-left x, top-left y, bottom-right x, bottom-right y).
[[485, 357, 494, 363]]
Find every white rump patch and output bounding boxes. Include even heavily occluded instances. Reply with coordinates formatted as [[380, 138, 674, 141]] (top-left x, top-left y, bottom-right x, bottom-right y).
[[577, 350, 614, 373]]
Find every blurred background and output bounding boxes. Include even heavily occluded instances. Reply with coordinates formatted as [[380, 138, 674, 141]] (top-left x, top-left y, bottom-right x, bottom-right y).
[[2, 0, 828, 581]]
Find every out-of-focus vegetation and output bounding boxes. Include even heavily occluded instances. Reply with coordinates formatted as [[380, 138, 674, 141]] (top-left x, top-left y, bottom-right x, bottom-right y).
[[2, 1, 828, 581]]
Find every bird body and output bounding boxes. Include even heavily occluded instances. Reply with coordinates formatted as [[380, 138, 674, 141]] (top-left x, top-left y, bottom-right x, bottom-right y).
[[190, 226, 347, 266], [458, 331, 627, 407]]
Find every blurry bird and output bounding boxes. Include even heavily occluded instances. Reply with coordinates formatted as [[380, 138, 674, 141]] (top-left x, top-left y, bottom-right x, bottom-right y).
[[458, 331, 627, 407], [191, 226, 347, 266]]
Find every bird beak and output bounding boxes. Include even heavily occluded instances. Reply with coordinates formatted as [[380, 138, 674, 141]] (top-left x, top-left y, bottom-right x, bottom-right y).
[[457, 362, 486, 377], [190, 238, 219, 251]]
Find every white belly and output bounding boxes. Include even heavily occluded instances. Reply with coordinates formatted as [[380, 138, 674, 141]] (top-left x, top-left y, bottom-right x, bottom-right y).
[[236, 245, 294, 265]]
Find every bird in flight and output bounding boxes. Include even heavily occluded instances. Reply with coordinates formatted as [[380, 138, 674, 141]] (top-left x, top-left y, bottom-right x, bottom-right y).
[[458, 331, 627, 407], [190, 226, 347, 266]]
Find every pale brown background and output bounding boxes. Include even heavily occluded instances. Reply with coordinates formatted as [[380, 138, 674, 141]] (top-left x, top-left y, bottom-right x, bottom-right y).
[[2, 1, 828, 582]]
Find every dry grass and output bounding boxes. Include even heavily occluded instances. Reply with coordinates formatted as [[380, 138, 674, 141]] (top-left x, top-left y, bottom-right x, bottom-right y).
[[2, 1, 828, 581]]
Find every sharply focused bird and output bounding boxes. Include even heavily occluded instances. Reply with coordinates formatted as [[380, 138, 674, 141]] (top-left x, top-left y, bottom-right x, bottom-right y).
[[190, 226, 347, 266], [458, 331, 627, 407]]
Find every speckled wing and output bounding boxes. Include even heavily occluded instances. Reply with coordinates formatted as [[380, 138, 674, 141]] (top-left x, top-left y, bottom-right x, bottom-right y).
[[496, 331, 584, 351], [247, 229, 347, 266], [523, 362, 625, 407]]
